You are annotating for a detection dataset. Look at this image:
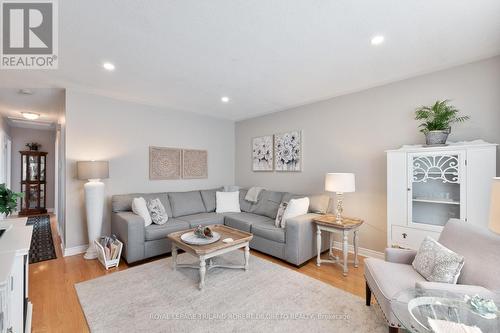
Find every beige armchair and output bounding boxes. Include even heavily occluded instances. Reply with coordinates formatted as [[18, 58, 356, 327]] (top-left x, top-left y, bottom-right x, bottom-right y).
[[364, 219, 500, 332]]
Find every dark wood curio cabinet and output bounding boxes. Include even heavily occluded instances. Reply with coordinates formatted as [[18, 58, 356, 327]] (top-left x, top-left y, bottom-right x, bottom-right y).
[[19, 151, 47, 216]]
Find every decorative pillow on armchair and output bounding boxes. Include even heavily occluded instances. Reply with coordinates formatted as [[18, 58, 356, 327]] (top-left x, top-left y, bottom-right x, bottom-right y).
[[412, 236, 465, 284]]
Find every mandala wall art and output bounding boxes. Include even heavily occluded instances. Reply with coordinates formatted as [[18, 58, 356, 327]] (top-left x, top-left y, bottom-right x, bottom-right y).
[[252, 135, 274, 171], [149, 147, 182, 180], [182, 149, 208, 179], [274, 130, 302, 172]]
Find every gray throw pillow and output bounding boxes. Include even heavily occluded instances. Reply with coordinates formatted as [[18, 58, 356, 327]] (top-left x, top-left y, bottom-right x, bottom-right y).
[[147, 198, 169, 225], [275, 202, 288, 228], [412, 237, 465, 284]]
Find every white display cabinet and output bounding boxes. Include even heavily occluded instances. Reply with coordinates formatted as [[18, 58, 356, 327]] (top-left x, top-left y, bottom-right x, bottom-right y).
[[387, 141, 497, 249]]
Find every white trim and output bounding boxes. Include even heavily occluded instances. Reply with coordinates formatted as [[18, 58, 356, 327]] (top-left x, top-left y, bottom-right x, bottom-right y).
[[331, 241, 384, 260], [47, 208, 54, 213], [63, 244, 88, 257]]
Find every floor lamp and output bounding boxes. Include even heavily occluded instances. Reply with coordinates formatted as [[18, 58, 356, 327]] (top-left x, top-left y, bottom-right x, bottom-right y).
[[77, 160, 109, 260]]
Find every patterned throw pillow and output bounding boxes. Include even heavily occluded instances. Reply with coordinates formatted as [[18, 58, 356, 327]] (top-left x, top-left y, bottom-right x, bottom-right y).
[[147, 198, 169, 225], [275, 202, 288, 227], [412, 237, 465, 284]]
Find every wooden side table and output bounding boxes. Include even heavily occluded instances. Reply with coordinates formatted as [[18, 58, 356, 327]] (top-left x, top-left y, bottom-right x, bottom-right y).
[[313, 215, 364, 276]]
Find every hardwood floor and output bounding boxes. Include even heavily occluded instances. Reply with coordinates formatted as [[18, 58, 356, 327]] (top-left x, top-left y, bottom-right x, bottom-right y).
[[29, 215, 370, 333]]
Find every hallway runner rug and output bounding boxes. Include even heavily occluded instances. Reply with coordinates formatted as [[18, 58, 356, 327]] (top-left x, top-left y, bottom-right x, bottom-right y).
[[26, 215, 57, 264]]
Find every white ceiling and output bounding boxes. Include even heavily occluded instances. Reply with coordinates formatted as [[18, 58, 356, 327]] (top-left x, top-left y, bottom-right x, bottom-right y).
[[0, 89, 64, 129], [0, 0, 499, 121]]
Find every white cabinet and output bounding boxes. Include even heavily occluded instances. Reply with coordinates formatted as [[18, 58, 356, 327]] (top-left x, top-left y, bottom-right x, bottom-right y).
[[387, 141, 497, 249], [0, 218, 32, 333]]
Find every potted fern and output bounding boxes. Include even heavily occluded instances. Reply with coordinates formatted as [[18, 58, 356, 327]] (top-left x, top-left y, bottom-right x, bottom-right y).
[[415, 100, 470, 145], [0, 184, 23, 218]]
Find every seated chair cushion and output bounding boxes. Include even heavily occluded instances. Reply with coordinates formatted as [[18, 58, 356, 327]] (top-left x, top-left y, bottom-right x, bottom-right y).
[[168, 191, 206, 217], [145, 219, 190, 241], [251, 220, 285, 243], [223, 212, 272, 232], [364, 258, 426, 327], [177, 212, 224, 228]]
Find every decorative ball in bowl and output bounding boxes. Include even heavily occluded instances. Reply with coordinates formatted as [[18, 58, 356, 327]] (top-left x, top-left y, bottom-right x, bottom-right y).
[[194, 225, 213, 239]]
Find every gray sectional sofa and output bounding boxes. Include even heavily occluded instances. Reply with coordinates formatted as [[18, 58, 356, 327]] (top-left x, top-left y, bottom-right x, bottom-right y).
[[111, 188, 330, 265]]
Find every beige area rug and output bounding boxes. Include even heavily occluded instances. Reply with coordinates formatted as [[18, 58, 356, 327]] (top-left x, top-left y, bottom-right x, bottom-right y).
[[76, 251, 386, 333]]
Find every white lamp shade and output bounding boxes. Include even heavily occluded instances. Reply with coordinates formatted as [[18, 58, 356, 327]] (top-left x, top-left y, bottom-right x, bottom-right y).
[[489, 177, 500, 234], [325, 173, 355, 193], [77, 161, 109, 180]]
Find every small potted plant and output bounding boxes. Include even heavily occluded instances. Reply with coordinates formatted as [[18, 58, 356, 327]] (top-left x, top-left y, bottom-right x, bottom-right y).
[[415, 100, 470, 146], [26, 142, 41, 151], [0, 184, 23, 218]]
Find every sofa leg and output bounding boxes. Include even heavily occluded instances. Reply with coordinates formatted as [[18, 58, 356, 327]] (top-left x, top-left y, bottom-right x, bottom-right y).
[[365, 281, 372, 306], [389, 326, 399, 333]]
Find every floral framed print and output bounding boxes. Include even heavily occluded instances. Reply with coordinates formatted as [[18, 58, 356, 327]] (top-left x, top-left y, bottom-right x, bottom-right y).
[[252, 135, 274, 171], [274, 130, 302, 172]]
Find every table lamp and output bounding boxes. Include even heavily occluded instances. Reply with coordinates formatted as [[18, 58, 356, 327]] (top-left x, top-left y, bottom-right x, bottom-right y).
[[325, 173, 356, 223], [489, 177, 500, 234], [77, 160, 109, 259]]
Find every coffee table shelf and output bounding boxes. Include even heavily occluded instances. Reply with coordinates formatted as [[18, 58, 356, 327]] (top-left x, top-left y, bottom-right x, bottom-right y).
[[167, 224, 253, 290]]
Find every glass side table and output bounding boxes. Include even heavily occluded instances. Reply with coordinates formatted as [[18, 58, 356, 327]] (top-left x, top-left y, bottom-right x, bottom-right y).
[[392, 288, 500, 333]]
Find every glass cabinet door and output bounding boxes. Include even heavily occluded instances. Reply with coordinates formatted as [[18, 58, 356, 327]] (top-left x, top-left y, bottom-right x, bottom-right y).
[[408, 152, 465, 230], [40, 155, 46, 181], [29, 155, 39, 181]]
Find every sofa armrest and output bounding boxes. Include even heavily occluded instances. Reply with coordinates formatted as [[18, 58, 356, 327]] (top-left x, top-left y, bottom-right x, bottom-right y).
[[284, 213, 322, 266], [111, 212, 145, 263], [415, 281, 496, 299], [385, 248, 417, 264]]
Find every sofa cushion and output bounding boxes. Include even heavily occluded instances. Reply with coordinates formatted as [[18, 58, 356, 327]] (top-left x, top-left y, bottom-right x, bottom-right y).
[[177, 213, 224, 227], [238, 189, 254, 213], [200, 188, 223, 212], [112, 192, 172, 217], [252, 190, 284, 219], [144, 219, 190, 241], [251, 220, 286, 243], [168, 191, 206, 217], [223, 212, 271, 232]]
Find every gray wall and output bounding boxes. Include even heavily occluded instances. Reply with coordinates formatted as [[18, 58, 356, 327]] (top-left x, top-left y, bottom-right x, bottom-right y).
[[64, 90, 235, 249], [235, 56, 500, 253], [11, 127, 56, 210]]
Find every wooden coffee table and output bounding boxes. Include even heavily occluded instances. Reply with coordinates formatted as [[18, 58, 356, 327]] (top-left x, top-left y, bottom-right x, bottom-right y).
[[167, 224, 253, 290]]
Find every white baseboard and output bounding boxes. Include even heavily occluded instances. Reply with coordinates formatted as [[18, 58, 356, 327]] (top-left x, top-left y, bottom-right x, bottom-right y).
[[331, 241, 384, 260], [63, 244, 88, 257]]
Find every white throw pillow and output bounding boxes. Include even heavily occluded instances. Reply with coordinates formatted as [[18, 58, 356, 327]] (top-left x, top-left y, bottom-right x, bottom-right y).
[[216, 191, 241, 213], [132, 197, 152, 227], [281, 197, 310, 228], [412, 236, 465, 284]]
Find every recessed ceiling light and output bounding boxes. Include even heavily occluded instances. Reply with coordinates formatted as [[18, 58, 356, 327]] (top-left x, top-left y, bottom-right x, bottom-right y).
[[103, 62, 115, 71], [19, 89, 33, 95], [370, 35, 385, 46], [221, 96, 230, 103], [21, 112, 40, 120]]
